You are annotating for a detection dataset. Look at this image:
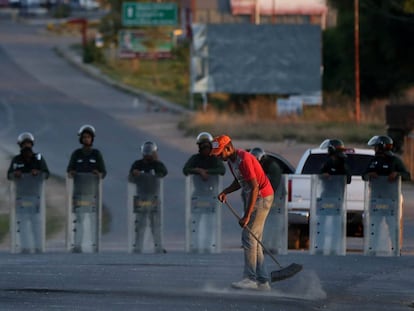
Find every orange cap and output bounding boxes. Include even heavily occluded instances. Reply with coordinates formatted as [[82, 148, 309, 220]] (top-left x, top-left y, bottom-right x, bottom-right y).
[[210, 135, 231, 156]]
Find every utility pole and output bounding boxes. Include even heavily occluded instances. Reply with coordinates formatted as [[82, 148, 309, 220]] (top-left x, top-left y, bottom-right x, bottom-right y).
[[354, 0, 361, 123], [255, 0, 260, 24]]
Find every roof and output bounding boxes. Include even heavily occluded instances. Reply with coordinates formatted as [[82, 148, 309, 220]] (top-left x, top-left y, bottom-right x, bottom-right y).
[[230, 0, 327, 15], [188, 0, 327, 15], [191, 23, 321, 95]]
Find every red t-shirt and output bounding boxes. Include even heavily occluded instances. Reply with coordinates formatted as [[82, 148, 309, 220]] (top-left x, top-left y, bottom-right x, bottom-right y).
[[228, 149, 273, 198]]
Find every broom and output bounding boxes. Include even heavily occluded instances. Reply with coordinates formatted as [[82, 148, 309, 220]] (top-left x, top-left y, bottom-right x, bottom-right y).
[[224, 200, 303, 282]]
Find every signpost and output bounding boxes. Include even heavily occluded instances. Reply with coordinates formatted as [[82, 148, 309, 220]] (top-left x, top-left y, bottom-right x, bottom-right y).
[[122, 2, 178, 26]]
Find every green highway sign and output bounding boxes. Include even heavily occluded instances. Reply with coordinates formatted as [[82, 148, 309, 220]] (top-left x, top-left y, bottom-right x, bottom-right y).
[[122, 2, 178, 26]]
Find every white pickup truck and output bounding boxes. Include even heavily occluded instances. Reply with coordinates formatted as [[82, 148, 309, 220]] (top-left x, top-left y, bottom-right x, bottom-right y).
[[287, 147, 375, 249]]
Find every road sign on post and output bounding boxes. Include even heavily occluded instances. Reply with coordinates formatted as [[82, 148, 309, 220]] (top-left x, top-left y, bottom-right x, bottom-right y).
[[122, 2, 178, 27]]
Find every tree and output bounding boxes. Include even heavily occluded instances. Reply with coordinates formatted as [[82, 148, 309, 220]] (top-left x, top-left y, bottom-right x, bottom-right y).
[[324, 0, 414, 99]]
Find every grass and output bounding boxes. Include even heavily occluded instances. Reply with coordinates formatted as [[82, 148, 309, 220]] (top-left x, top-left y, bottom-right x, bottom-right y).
[[179, 115, 385, 145], [46, 211, 65, 239], [177, 99, 387, 145], [96, 47, 191, 107]]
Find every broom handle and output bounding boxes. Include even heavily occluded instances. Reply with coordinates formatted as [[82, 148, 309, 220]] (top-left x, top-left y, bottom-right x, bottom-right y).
[[224, 200, 283, 269]]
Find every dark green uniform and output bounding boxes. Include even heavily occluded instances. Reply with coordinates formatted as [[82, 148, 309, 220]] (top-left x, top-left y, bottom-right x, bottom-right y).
[[182, 154, 225, 176], [363, 153, 410, 181], [129, 159, 168, 178], [260, 157, 282, 192], [320, 156, 352, 184], [67, 147, 107, 178], [7, 149, 49, 180]]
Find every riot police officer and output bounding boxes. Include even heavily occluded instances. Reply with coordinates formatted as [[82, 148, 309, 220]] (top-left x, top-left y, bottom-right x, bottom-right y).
[[363, 135, 410, 182], [362, 135, 409, 255], [182, 132, 225, 253], [250, 147, 283, 254], [7, 132, 49, 180], [66, 125, 106, 253], [7, 132, 49, 253], [129, 141, 168, 178], [128, 141, 168, 253], [319, 139, 352, 184], [67, 125, 106, 178], [250, 147, 281, 192], [183, 132, 225, 180], [315, 139, 351, 251]]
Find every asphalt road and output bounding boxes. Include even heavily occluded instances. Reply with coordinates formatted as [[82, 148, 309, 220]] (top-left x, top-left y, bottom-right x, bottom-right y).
[[0, 16, 414, 311]]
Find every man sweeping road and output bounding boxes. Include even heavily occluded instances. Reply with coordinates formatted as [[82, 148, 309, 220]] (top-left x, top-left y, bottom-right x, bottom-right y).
[[210, 135, 274, 291]]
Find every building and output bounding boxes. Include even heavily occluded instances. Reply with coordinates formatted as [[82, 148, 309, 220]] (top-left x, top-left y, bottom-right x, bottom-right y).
[[181, 0, 328, 28]]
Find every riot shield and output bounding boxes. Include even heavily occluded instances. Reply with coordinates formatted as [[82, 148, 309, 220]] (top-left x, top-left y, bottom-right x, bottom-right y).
[[262, 175, 288, 255], [185, 175, 222, 253], [363, 176, 402, 256], [309, 175, 347, 255], [66, 173, 102, 253], [127, 174, 164, 253], [9, 173, 46, 254]]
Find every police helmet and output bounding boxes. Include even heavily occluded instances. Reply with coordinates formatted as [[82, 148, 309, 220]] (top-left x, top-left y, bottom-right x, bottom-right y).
[[78, 124, 95, 144], [196, 132, 213, 144], [367, 135, 393, 152], [320, 139, 346, 156], [141, 141, 158, 156], [17, 132, 35, 147], [250, 147, 266, 162]]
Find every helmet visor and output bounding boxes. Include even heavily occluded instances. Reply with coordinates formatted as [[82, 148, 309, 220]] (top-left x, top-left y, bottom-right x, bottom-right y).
[[319, 139, 331, 149], [367, 136, 380, 146], [142, 143, 156, 156]]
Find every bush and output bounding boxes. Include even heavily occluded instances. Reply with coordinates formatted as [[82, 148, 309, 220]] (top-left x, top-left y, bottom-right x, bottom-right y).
[[50, 3, 71, 18], [83, 40, 105, 64]]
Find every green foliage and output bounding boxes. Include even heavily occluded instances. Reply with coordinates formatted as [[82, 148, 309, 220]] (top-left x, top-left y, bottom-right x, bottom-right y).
[[50, 3, 71, 18], [46, 213, 64, 238], [325, 0, 414, 99], [96, 44, 191, 106], [404, 0, 414, 13], [83, 40, 105, 64], [99, 11, 122, 44]]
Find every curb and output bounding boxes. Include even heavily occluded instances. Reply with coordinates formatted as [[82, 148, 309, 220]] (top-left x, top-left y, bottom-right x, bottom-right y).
[[54, 45, 193, 116]]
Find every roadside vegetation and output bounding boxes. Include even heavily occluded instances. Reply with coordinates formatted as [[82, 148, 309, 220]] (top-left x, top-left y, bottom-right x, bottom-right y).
[[178, 101, 385, 145], [96, 44, 190, 107]]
